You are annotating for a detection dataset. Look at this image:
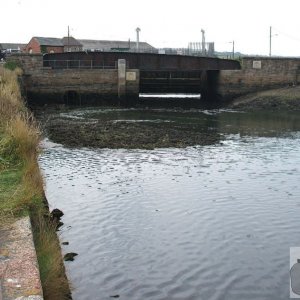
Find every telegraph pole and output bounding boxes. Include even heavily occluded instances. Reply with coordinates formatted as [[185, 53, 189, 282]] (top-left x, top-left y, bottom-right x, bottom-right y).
[[67, 25, 70, 52], [232, 40, 235, 59], [269, 26, 272, 57]]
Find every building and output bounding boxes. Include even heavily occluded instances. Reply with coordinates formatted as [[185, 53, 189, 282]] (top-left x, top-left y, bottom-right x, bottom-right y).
[[24, 37, 64, 54], [24, 37, 83, 54], [0, 43, 26, 53], [23, 36, 155, 54], [78, 39, 156, 53], [61, 37, 83, 52]]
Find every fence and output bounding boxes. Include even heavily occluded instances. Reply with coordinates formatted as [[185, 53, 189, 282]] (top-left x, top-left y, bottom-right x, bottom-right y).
[[43, 60, 118, 69]]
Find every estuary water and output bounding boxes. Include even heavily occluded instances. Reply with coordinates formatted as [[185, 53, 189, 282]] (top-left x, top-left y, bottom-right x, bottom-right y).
[[38, 108, 300, 300]]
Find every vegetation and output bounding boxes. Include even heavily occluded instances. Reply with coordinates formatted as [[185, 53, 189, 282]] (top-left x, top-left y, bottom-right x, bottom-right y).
[[3, 60, 22, 71], [0, 66, 70, 299]]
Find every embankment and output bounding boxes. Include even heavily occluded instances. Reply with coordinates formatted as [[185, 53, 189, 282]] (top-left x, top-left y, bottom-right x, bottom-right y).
[[228, 85, 300, 110], [0, 66, 70, 299]]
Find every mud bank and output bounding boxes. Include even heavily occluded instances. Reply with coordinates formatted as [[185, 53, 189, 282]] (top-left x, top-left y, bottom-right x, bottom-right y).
[[228, 86, 300, 110], [46, 117, 220, 149]]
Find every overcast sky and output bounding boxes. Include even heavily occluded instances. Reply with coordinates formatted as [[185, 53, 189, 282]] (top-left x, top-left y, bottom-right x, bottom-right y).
[[2, 0, 300, 56]]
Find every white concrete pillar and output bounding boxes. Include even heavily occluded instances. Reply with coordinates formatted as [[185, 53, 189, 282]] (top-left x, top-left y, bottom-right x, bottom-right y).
[[118, 59, 126, 98]]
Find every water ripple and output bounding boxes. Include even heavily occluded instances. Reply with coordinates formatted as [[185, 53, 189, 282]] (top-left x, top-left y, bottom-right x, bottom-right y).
[[39, 134, 300, 300]]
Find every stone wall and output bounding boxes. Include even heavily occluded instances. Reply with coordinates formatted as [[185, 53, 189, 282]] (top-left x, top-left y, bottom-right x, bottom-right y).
[[7, 53, 43, 70], [9, 54, 140, 105], [217, 57, 300, 100]]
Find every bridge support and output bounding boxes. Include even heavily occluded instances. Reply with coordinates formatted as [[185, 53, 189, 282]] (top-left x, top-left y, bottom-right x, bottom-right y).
[[118, 59, 126, 100]]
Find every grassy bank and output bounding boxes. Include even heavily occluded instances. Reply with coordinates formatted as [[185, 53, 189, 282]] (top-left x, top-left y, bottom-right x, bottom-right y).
[[0, 66, 70, 299]]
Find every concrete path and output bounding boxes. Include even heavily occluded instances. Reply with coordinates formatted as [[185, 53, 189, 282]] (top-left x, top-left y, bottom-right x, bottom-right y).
[[0, 217, 43, 300]]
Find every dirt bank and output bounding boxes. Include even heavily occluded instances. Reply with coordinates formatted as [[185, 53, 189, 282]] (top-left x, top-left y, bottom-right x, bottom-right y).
[[228, 86, 300, 110]]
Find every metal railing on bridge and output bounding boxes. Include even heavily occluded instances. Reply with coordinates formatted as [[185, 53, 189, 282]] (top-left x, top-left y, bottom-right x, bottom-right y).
[[43, 60, 118, 69]]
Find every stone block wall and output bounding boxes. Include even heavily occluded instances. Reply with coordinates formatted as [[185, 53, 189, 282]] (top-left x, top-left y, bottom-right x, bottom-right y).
[[7, 53, 43, 71], [24, 67, 139, 105], [9, 54, 139, 105], [217, 57, 300, 100]]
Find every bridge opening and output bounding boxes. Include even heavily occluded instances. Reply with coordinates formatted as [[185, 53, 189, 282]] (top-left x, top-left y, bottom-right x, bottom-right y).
[[138, 93, 209, 109], [63, 91, 80, 105], [139, 93, 201, 99]]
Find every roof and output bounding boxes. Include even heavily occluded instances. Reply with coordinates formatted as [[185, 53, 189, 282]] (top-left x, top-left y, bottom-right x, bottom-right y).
[[61, 37, 82, 47], [78, 39, 155, 51], [0, 43, 26, 50], [33, 37, 63, 46]]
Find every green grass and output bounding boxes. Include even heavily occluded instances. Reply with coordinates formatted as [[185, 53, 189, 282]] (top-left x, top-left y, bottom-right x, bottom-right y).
[[4, 61, 22, 71], [31, 211, 72, 300], [0, 166, 23, 216]]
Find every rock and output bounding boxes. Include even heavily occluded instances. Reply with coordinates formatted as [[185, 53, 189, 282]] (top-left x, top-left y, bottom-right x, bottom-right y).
[[64, 252, 78, 261], [56, 221, 64, 230], [50, 208, 64, 220]]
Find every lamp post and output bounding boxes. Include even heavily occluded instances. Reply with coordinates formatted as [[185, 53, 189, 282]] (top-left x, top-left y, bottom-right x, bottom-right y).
[[229, 40, 235, 59], [201, 29, 205, 56], [136, 27, 141, 52]]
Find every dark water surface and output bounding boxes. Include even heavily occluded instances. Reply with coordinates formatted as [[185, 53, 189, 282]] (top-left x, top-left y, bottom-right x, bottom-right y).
[[38, 108, 300, 300]]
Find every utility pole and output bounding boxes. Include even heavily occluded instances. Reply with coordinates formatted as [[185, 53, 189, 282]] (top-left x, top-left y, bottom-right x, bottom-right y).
[[136, 27, 141, 52], [269, 26, 272, 56], [269, 26, 272, 57], [67, 25, 70, 52], [232, 40, 235, 59]]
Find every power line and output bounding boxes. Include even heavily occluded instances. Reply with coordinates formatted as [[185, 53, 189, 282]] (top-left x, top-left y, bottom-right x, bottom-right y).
[[272, 26, 300, 43]]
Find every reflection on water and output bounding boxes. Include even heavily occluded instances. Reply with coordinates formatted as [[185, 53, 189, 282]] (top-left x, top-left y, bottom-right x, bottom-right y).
[[55, 108, 300, 137], [38, 108, 300, 300]]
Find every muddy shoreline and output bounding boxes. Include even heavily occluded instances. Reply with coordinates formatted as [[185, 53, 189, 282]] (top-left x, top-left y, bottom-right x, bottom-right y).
[[228, 86, 300, 110]]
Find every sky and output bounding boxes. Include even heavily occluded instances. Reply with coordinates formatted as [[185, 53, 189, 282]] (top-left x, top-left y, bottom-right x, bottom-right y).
[[2, 0, 300, 56]]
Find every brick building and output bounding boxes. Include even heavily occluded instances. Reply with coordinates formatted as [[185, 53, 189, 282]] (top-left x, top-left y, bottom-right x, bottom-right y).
[[24, 37, 82, 54]]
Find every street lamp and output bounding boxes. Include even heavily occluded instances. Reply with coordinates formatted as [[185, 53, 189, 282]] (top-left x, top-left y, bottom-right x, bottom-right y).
[[201, 29, 205, 55], [136, 27, 141, 52], [229, 40, 235, 59]]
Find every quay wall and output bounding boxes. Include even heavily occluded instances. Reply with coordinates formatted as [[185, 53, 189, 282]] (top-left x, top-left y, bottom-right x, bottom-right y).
[[217, 57, 300, 100]]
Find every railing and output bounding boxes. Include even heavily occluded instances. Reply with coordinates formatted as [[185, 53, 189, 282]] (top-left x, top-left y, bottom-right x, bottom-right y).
[[43, 60, 118, 69]]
